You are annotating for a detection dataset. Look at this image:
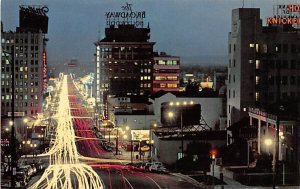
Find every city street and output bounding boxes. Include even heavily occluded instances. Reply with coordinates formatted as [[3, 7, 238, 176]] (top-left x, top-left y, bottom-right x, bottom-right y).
[[25, 75, 199, 189]]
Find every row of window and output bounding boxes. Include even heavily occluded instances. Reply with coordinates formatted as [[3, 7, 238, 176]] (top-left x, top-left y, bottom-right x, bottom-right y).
[[1, 81, 39, 86], [158, 83, 178, 88], [1, 87, 39, 93], [268, 75, 300, 86], [154, 76, 178, 81], [156, 60, 178, 65], [2, 37, 39, 44], [141, 76, 151, 80], [1, 94, 38, 100], [229, 43, 300, 55], [140, 83, 151, 88]]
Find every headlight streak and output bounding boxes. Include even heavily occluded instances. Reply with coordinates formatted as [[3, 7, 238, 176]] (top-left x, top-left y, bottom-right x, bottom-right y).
[[29, 75, 103, 189]]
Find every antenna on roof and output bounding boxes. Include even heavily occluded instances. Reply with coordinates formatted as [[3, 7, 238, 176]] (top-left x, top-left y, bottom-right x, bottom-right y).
[[242, 0, 244, 8]]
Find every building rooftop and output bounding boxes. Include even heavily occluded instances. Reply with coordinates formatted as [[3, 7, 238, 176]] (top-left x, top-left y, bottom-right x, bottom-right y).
[[150, 89, 220, 99], [97, 24, 151, 43]]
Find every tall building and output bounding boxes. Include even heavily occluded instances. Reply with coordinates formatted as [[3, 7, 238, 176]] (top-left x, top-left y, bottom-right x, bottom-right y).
[[227, 8, 300, 169], [227, 8, 300, 127], [94, 24, 155, 118], [1, 5, 49, 117], [152, 52, 180, 93]]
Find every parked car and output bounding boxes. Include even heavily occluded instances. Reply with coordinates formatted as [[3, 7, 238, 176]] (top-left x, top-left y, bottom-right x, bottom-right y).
[[104, 145, 112, 152], [16, 172, 28, 186], [149, 162, 167, 172]]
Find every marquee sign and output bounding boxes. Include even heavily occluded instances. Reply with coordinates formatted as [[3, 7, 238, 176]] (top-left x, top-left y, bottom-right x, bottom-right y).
[[267, 5, 300, 25], [105, 2, 146, 28]]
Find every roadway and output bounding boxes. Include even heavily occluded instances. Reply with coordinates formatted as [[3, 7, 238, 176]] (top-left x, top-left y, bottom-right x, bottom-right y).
[[26, 75, 201, 189]]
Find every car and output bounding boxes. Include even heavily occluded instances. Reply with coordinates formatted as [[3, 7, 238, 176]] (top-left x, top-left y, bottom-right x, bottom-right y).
[[16, 171, 28, 186], [149, 162, 166, 172], [144, 162, 153, 171], [104, 145, 112, 152]]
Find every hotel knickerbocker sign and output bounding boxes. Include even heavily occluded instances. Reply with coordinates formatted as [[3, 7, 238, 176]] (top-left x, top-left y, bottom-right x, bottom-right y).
[[105, 2, 145, 27], [267, 4, 300, 26]]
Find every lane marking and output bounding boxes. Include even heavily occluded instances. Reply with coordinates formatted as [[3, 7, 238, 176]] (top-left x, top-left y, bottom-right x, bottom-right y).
[[123, 176, 134, 189], [146, 176, 162, 189]]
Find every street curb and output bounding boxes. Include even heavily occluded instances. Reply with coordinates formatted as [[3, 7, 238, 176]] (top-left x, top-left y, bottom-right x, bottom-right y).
[[171, 173, 212, 189]]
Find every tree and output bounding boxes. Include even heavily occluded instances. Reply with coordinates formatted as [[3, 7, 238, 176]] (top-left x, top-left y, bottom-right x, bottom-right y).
[[177, 142, 211, 172]]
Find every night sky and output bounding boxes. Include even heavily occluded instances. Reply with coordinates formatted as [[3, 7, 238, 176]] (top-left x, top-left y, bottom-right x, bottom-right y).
[[1, 0, 295, 66]]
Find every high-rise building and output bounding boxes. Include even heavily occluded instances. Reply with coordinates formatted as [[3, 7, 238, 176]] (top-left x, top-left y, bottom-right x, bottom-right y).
[[94, 24, 155, 118], [152, 52, 180, 93], [227, 8, 300, 127], [1, 5, 48, 117], [227, 8, 300, 167]]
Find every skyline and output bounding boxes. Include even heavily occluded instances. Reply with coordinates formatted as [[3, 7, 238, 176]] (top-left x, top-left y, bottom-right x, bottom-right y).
[[1, 0, 295, 66]]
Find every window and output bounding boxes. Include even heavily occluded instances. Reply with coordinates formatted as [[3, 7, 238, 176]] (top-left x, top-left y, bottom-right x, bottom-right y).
[[233, 90, 235, 98], [282, 76, 288, 85], [256, 76, 260, 85], [255, 60, 260, 69], [249, 60, 253, 64], [233, 44, 236, 52], [290, 76, 296, 85], [229, 44, 231, 53], [229, 59, 231, 68], [255, 92, 259, 101], [276, 44, 281, 53], [233, 75, 235, 82], [262, 44, 268, 53], [233, 59, 236, 67], [250, 43, 254, 48], [228, 89, 230, 98], [283, 44, 288, 53], [228, 105, 231, 113], [229, 74, 231, 83], [255, 44, 259, 53]]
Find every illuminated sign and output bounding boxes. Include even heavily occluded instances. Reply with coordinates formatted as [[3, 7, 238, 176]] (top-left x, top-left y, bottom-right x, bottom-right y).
[[267, 5, 300, 25], [42, 49, 47, 90], [131, 130, 149, 141], [105, 2, 145, 27]]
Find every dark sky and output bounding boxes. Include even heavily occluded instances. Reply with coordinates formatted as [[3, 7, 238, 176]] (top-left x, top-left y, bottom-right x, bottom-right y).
[[1, 0, 294, 66]]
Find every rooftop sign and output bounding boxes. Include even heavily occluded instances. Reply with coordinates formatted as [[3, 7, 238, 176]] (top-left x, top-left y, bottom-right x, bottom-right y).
[[105, 2, 145, 28], [267, 5, 300, 25]]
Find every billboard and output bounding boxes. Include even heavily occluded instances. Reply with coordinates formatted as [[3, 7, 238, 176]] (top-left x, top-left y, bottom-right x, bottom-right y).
[[131, 130, 149, 141], [19, 5, 49, 33], [161, 102, 201, 127]]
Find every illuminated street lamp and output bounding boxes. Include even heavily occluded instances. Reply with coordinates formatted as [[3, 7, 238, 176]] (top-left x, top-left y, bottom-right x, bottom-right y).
[[265, 138, 273, 146]]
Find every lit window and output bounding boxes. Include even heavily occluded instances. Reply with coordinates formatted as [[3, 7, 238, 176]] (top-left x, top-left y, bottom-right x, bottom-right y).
[[249, 60, 253, 64], [255, 60, 260, 69], [256, 76, 260, 85], [250, 44, 254, 48], [140, 76, 143, 80], [255, 44, 259, 52], [255, 92, 259, 101]]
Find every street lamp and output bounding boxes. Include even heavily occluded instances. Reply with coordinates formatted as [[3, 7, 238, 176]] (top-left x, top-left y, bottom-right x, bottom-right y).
[[23, 118, 28, 140]]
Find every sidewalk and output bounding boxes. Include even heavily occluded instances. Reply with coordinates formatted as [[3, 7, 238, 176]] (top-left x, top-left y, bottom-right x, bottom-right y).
[[180, 168, 300, 189]]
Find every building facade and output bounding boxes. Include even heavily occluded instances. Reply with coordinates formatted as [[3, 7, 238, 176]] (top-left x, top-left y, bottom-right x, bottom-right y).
[[227, 8, 300, 171], [227, 8, 300, 127], [1, 23, 46, 117], [94, 24, 155, 118], [152, 52, 180, 93]]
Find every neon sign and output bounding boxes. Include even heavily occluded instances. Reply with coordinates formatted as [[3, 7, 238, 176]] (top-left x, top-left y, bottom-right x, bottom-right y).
[[105, 2, 146, 27], [267, 4, 300, 25]]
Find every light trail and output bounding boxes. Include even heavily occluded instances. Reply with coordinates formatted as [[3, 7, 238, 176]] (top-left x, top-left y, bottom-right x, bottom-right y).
[[29, 75, 103, 189]]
